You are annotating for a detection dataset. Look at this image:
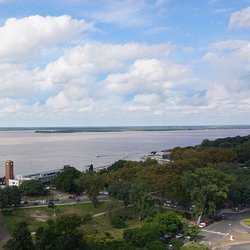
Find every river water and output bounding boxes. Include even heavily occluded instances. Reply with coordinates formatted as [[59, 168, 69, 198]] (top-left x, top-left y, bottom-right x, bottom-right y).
[[0, 129, 250, 176]]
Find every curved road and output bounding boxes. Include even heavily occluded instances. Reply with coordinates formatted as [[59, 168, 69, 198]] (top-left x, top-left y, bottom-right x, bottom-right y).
[[198, 210, 250, 249], [229, 243, 250, 250]]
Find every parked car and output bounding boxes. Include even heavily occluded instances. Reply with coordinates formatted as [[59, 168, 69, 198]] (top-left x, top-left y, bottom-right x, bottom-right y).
[[204, 218, 213, 226], [214, 214, 225, 221], [160, 234, 171, 244], [175, 232, 184, 239], [198, 222, 206, 228]]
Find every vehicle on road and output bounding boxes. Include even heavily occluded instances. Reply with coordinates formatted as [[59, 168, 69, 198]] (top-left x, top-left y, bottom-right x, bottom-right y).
[[198, 222, 206, 228]]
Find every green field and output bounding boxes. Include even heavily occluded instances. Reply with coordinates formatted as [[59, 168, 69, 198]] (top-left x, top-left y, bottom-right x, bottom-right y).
[[3, 202, 108, 232], [2, 201, 142, 239], [82, 206, 144, 239]]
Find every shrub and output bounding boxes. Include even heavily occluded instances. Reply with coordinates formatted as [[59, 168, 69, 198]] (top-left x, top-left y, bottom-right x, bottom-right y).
[[82, 213, 93, 224], [2, 209, 12, 216], [111, 215, 126, 228]]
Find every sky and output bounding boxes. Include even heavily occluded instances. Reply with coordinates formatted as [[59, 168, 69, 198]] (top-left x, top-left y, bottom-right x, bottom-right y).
[[0, 0, 250, 126]]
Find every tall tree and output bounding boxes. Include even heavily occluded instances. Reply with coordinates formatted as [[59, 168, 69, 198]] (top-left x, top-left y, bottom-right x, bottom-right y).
[[129, 181, 155, 220], [123, 224, 159, 249], [19, 179, 45, 196], [4, 222, 35, 250], [53, 165, 82, 194], [153, 211, 184, 237], [137, 193, 156, 220], [35, 214, 85, 250], [183, 167, 235, 221], [0, 186, 21, 209], [77, 170, 104, 207], [108, 182, 130, 207]]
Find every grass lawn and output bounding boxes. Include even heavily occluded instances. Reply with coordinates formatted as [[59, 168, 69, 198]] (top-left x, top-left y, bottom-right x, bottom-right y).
[[2, 202, 143, 240], [243, 219, 250, 227], [82, 206, 144, 239], [3, 201, 110, 233]]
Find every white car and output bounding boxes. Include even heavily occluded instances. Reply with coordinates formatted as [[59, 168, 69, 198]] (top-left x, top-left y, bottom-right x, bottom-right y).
[[198, 222, 206, 228]]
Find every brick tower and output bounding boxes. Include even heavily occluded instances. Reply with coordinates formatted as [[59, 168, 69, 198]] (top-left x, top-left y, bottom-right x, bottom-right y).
[[5, 160, 14, 186]]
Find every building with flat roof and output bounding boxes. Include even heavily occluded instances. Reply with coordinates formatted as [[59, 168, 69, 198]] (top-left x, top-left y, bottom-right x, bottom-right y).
[[8, 179, 19, 187], [22, 169, 63, 184]]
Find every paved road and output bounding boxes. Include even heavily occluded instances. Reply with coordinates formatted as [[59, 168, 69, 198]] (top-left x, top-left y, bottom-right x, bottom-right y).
[[198, 210, 250, 247], [228, 243, 250, 249], [0, 213, 9, 249]]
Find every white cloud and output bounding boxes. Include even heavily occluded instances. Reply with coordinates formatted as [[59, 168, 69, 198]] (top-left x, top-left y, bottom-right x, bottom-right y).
[[203, 52, 220, 61], [199, 38, 250, 118], [126, 105, 151, 112], [45, 85, 94, 113], [86, 0, 147, 27], [0, 41, 175, 116], [203, 39, 250, 65], [132, 93, 161, 104], [0, 63, 38, 97], [0, 98, 25, 116], [228, 6, 250, 29], [39, 42, 171, 89], [208, 39, 249, 50], [2, 37, 249, 123], [105, 58, 189, 94], [0, 15, 93, 61]]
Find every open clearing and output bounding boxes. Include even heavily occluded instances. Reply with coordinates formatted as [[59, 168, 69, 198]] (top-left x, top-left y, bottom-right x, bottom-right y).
[[2, 201, 142, 239]]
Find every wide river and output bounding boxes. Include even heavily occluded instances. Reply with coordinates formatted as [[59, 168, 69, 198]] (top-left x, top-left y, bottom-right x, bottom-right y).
[[0, 129, 250, 176]]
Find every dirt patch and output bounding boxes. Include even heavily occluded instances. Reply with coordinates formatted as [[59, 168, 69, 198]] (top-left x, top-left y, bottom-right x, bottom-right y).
[[27, 211, 49, 222], [63, 207, 81, 214]]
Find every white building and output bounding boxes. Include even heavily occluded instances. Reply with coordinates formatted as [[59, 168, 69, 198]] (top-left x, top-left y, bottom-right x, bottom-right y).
[[8, 179, 19, 187]]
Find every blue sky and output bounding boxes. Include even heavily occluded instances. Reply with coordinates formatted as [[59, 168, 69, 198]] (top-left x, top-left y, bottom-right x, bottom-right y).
[[0, 0, 250, 126]]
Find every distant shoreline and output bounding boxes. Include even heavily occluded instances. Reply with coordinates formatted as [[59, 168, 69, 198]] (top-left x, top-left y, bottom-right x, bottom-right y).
[[0, 125, 250, 133]]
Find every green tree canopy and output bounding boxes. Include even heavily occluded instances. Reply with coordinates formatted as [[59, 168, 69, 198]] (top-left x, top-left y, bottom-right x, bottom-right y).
[[129, 181, 155, 220], [19, 179, 45, 196], [53, 165, 82, 194], [123, 224, 159, 248], [4, 222, 35, 250], [0, 186, 21, 209], [35, 214, 85, 250], [229, 168, 250, 207], [183, 167, 235, 219], [77, 170, 105, 207], [108, 182, 130, 206], [152, 211, 184, 237]]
